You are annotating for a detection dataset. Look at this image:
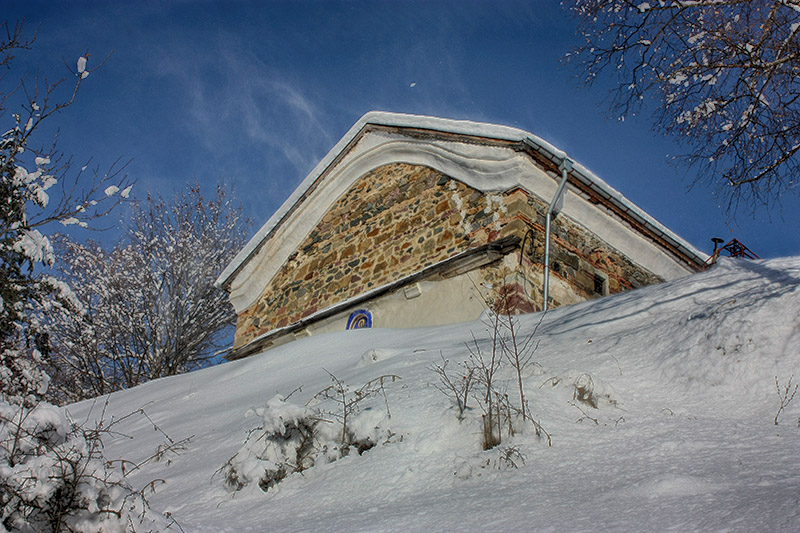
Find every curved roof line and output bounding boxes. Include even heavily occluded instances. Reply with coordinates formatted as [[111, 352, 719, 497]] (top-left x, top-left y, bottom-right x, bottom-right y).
[[216, 111, 707, 290]]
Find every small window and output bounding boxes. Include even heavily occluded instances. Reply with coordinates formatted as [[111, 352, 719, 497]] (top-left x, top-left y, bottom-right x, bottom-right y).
[[593, 272, 608, 296]]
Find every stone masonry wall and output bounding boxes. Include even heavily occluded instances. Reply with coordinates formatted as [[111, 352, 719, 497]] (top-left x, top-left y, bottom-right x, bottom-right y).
[[233, 163, 664, 348], [517, 191, 664, 308]]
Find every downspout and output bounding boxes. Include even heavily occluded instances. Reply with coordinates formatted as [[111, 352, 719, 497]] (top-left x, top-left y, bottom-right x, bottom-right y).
[[543, 157, 572, 312]]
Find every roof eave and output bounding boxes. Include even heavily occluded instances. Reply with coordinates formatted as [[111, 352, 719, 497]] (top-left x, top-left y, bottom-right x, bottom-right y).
[[217, 111, 708, 290]]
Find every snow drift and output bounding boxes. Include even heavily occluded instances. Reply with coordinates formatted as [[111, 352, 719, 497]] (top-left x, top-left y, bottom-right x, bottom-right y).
[[66, 257, 800, 532]]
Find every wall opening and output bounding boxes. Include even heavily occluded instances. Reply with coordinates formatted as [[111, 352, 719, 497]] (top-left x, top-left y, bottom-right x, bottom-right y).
[[593, 272, 609, 296]]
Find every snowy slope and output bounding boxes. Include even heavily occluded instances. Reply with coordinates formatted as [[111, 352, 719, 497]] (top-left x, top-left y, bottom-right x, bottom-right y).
[[67, 257, 800, 532]]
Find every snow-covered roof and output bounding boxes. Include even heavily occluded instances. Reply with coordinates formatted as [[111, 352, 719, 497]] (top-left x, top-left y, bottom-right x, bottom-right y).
[[216, 111, 707, 297]]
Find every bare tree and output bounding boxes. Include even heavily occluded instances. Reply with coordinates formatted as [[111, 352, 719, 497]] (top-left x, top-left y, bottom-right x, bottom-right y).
[[569, 1, 800, 213], [47, 184, 249, 401]]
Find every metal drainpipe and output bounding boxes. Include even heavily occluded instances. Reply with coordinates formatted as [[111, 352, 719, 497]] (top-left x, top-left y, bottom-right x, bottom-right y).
[[543, 157, 572, 312]]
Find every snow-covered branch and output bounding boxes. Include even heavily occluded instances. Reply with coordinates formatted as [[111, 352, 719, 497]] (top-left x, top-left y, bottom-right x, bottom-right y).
[[1, 19, 130, 406], [0, 19, 177, 530], [46, 183, 250, 402], [569, 0, 800, 213]]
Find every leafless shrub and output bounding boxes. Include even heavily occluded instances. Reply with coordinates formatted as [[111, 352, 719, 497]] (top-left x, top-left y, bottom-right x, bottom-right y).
[[484, 286, 551, 448], [495, 296, 544, 422], [497, 445, 526, 469], [429, 353, 476, 420], [543, 372, 617, 412], [310, 371, 401, 450], [431, 270, 551, 450], [464, 320, 504, 450], [568, 400, 599, 425], [573, 373, 600, 409], [774, 374, 798, 425]]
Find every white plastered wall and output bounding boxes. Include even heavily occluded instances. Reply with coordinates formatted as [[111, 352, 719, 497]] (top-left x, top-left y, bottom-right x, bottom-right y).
[[293, 253, 586, 338], [302, 273, 489, 337]]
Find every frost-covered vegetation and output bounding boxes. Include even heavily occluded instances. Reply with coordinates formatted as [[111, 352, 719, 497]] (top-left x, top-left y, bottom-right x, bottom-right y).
[[0, 24, 130, 408], [0, 401, 176, 532], [46, 183, 247, 403], [0, 21, 181, 532], [220, 373, 400, 494]]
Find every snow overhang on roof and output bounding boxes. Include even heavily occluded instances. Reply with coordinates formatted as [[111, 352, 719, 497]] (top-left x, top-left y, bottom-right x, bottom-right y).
[[216, 111, 707, 301]]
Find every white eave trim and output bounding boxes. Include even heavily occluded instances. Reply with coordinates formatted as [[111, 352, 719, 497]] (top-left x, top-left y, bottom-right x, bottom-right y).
[[216, 111, 707, 290], [520, 137, 707, 268]]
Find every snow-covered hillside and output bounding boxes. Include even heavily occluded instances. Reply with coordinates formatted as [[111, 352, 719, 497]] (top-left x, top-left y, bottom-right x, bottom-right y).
[[67, 257, 800, 532]]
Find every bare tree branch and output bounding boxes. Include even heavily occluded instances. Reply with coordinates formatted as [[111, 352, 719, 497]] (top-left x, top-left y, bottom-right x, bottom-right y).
[[569, 0, 800, 214], [45, 183, 250, 402]]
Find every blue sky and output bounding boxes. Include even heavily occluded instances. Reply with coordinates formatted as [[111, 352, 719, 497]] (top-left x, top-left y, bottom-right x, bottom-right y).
[[6, 0, 800, 259]]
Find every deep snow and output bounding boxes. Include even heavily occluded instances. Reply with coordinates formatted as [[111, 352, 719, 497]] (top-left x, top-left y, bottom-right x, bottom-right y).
[[68, 257, 800, 532]]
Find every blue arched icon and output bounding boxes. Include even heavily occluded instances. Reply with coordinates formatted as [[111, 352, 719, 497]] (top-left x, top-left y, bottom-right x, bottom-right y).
[[346, 309, 372, 330]]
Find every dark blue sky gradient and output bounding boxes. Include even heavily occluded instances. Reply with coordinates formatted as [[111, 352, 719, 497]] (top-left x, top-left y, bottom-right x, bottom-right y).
[[5, 0, 799, 258]]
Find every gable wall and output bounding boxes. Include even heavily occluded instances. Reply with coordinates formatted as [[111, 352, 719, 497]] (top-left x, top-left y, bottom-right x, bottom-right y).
[[233, 162, 664, 349], [234, 163, 503, 347]]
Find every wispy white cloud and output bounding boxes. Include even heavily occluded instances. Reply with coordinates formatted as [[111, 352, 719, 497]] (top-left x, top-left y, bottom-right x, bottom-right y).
[[150, 30, 335, 184]]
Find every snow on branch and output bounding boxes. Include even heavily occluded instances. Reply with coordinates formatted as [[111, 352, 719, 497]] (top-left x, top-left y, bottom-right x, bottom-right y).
[[44, 183, 251, 401], [569, 0, 800, 213]]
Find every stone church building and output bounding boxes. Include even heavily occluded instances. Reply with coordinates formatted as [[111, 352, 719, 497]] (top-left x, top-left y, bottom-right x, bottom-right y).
[[216, 112, 707, 360]]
